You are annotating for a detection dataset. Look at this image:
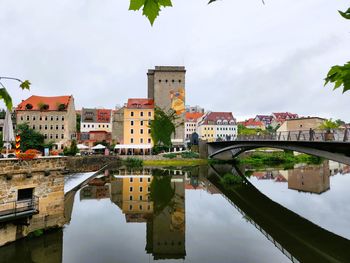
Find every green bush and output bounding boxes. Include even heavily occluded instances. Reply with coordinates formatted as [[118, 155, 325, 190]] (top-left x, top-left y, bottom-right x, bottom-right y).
[[220, 173, 244, 185], [123, 157, 143, 168], [163, 153, 177, 159], [181, 151, 199, 159]]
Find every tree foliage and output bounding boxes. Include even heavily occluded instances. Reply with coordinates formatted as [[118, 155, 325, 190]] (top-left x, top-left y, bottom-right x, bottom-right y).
[[150, 107, 176, 147], [63, 140, 79, 156], [129, 0, 217, 25], [0, 77, 31, 110], [325, 8, 350, 93], [319, 119, 341, 131], [16, 123, 45, 152]]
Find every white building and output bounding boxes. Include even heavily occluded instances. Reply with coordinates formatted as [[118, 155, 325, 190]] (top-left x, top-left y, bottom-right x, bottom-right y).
[[80, 108, 113, 133], [197, 112, 237, 142], [185, 112, 204, 142]]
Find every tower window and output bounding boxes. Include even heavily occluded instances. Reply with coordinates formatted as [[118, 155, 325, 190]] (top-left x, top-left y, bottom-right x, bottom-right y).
[[159, 79, 161, 83], [172, 79, 175, 82], [165, 79, 168, 83]]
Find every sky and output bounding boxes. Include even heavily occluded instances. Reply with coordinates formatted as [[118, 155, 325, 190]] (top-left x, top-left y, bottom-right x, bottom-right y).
[[0, 0, 349, 122]]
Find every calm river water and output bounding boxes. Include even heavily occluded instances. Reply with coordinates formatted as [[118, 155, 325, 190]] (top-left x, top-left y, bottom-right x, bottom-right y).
[[1, 160, 350, 263]]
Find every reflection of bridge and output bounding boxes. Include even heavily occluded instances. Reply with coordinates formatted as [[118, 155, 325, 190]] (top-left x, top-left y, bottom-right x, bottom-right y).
[[205, 165, 350, 263], [208, 140, 350, 165]]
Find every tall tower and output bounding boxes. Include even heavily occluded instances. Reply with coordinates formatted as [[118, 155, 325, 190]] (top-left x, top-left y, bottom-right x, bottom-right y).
[[147, 66, 186, 146]]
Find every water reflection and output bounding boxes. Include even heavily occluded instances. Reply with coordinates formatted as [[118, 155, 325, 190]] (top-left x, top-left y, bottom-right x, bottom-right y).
[[1, 162, 350, 263]]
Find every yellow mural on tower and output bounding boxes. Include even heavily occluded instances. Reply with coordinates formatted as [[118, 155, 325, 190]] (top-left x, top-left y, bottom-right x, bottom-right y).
[[170, 87, 185, 115]]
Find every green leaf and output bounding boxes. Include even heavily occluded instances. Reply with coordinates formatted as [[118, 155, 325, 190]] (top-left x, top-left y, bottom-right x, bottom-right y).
[[20, 80, 31, 90], [158, 0, 172, 7], [325, 62, 350, 93], [143, 0, 161, 25], [339, 8, 350, 20], [0, 88, 13, 110], [129, 0, 145, 11], [208, 0, 217, 4]]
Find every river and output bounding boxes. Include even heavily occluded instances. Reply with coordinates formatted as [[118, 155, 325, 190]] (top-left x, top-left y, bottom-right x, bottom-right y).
[[0, 160, 349, 263]]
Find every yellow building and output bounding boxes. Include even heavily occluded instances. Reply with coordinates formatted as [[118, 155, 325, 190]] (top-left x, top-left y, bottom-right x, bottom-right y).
[[115, 98, 154, 154]]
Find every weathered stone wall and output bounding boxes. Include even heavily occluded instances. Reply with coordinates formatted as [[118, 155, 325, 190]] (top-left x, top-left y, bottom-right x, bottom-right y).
[[0, 170, 65, 246], [0, 155, 121, 176]]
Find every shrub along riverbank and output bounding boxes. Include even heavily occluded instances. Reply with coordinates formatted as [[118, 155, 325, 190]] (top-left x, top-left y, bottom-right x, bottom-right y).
[[235, 151, 323, 167]]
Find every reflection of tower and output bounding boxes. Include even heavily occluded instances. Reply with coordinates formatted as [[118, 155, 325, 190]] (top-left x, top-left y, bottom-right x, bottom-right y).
[[147, 66, 186, 146], [287, 161, 330, 194], [146, 176, 186, 260]]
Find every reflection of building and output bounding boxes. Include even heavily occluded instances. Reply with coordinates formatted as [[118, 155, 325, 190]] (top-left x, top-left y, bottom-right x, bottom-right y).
[[146, 176, 186, 260], [287, 162, 330, 194], [148, 66, 186, 146], [80, 185, 110, 200]]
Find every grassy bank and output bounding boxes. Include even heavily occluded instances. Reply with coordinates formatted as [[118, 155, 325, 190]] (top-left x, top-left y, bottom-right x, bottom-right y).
[[235, 151, 322, 167], [143, 158, 208, 167]]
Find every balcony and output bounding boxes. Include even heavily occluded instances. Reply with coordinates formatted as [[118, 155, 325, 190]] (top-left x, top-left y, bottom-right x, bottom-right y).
[[0, 196, 39, 223]]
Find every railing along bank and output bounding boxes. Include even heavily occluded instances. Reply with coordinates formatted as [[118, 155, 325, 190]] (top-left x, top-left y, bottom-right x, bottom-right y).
[[236, 128, 349, 142]]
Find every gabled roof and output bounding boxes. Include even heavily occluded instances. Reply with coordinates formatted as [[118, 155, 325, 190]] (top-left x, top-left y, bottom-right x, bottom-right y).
[[185, 112, 203, 122], [272, 112, 299, 119], [127, 98, 154, 109], [241, 118, 264, 127], [200, 112, 236, 125], [16, 95, 73, 111]]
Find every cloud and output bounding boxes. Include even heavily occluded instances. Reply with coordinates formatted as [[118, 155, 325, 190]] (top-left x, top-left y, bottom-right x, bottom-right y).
[[0, 0, 349, 121]]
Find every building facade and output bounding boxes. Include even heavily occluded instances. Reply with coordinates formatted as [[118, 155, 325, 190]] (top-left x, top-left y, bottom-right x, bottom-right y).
[[239, 118, 266, 130], [271, 112, 299, 128], [185, 112, 203, 142], [115, 99, 154, 154], [277, 117, 325, 133], [148, 66, 186, 146], [16, 95, 76, 150], [80, 108, 113, 133], [197, 112, 237, 142]]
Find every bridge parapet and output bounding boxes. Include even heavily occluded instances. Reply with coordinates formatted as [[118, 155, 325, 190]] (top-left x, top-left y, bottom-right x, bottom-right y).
[[237, 128, 349, 142]]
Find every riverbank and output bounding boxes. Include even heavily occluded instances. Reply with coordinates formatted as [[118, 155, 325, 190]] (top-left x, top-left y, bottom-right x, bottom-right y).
[[235, 151, 322, 167]]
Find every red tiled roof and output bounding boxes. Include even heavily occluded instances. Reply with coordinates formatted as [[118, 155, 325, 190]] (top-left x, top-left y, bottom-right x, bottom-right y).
[[273, 112, 299, 120], [186, 112, 203, 122], [16, 95, 72, 111], [201, 112, 236, 125], [241, 118, 264, 127], [127, 98, 154, 109], [97, 109, 112, 123]]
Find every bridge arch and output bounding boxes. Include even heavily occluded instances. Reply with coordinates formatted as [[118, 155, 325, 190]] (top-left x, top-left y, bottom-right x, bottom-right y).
[[208, 141, 350, 165]]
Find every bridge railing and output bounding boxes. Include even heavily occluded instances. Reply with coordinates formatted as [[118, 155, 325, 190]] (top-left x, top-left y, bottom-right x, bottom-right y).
[[236, 128, 349, 142], [0, 196, 39, 221]]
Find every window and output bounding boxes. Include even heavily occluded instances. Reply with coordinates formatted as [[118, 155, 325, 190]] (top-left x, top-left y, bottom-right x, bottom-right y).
[[56, 116, 59, 121], [33, 116, 36, 121], [44, 134, 48, 139], [45, 116, 48, 121], [62, 116, 64, 121], [17, 188, 34, 201], [39, 125, 42, 130], [140, 138, 143, 143], [139, 186, 143, 192], [140, 112, 144, 117], [140, 129, 143, 134], [139, 177, 143, 183], [172, 79, 175, 83], [139, 196, 143, 201], [98, 125, 101, 128], [129, 205, 133, 211], [26, 116, 29, 121], [45, 125, 48, 130], [139, 205, 143, 210], [130, 177, 133, 182], [129, 195, 133, 201], [50, 125, 53, 130], [165, 79, 168, 82], [102, 125, 105, 128], [62, 125, 64, 130], [159, 79, 162, 83], [131, 129, 134, 134], [131, 112, 134, 117], [148, 111, 151, 117], [21, 116, 23, 121], [148, 186, 150, 192], [50, 134, 53, 139], [32, 125, 35, 130], [61, 134, 64, 139], [50, 116, 53, 121], [147, 177, 151, 182], [56, 134, 59, 139], [179, 79, 182, 83], [130, 138, 134, 143], [148, 129, 151, 134], [148, 138, 151, 143], [140, 121, 143, 126], [56, 125, 59, 130], [129, 187, 133, 192], [131, 120, 134, 126], [92, 124, 94, 128], [83, 124, 86, 128]]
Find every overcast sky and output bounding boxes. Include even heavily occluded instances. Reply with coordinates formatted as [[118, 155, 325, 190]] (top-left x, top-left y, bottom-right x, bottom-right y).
[[0, 0, 349, 121]]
